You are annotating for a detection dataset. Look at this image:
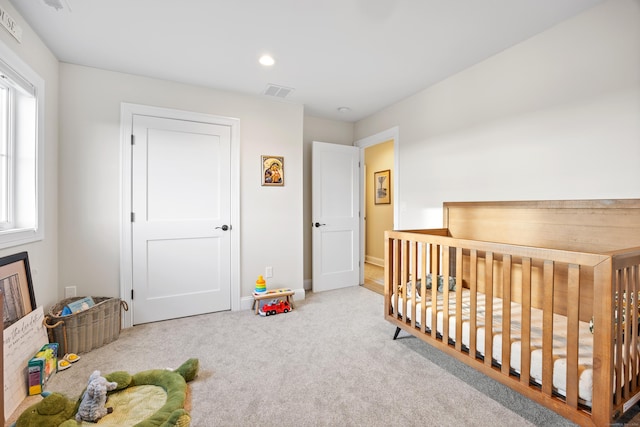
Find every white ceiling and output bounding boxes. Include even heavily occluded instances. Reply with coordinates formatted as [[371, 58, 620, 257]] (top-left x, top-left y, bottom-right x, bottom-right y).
[[10, 0, 604, 122]]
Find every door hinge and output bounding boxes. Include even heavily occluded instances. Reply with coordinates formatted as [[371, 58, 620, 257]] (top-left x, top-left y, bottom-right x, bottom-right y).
[[131, 289, 134, 300], [131, 134, 135, 145], [131, 212, 135, 222]]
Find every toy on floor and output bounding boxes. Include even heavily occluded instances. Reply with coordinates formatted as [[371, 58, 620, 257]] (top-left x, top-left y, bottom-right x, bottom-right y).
[[13, 358, 200, 427], [255, 275, 267, 293], [28, 344, 59, 396], [259, 298, 292, 316], [57, 353, 80, 371], [11, 392, 76, 427], [75, 370, 118, 422]]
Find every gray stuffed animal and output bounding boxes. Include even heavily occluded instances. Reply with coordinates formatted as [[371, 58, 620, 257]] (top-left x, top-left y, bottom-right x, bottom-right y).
[[75, 370, 118, 422]]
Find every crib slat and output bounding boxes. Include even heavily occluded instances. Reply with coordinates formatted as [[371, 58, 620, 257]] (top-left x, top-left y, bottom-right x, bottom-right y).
[[410, 241, 417, 329], [426, 243, 432, 333], [501, 254, 512, 376], [623, 267, 631, 401], [395, 239, 402, 320], [401, 240, 409, 325], [431, 242, 440, 277], [385, 235, 390, 310], [520, 257, 532, 388], [420, 242, 427, 334], [443, 246, 451, 345], [566, 263, 580, 408], [455, 247, 463, 352], [632, 265, 640, 392], [431, 243, 439, 338], [485, 251, 494, 367], [615, 269, 623, 403], [626, 267, 632, 398], [390, 238, 399, 320], [616, 267, 632, 403], [542, 260, 555, 396], [470, 249, 478, 359]]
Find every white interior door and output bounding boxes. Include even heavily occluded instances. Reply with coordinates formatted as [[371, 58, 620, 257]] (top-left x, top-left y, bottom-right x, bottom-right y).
[[312, 141, 360, 292], [131, 114, 231, 324]]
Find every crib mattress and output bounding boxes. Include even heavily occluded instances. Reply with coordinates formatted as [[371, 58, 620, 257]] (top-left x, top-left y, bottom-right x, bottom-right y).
[[392, 289, 595, 406]]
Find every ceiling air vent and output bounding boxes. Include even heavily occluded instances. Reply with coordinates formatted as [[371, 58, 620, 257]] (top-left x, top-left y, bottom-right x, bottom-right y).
[[263, 84, 294, 99], [43, 0, 72, 11]]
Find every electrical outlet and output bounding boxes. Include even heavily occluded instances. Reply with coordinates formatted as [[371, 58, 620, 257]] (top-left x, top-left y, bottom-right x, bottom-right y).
[[65, 286, 77, 298], [265, 266, 273, 278]]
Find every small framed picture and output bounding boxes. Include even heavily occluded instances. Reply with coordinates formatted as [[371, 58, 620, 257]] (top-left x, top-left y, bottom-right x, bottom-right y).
[[262, 155, 284, 186], [374, 169, 391, 205], [1, 251, 36, 329]]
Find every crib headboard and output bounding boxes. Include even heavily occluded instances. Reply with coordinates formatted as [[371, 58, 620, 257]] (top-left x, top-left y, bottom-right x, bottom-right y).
[[443, 199, 640, 254], [442, 199, 640, 319]]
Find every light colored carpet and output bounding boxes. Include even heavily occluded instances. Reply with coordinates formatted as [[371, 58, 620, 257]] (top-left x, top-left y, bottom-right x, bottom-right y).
[[9, 286, 579, 426]]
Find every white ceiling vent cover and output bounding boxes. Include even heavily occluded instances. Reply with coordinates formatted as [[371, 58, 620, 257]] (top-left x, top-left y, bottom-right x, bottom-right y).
[[263, 84, 294, 99]]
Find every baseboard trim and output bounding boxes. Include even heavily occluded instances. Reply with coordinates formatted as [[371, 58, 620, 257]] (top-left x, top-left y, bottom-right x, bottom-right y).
[[365, 256, 384, 267]]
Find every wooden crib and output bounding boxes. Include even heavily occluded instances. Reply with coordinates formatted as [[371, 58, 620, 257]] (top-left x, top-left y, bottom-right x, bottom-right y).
[[384, 199, 640, 426]]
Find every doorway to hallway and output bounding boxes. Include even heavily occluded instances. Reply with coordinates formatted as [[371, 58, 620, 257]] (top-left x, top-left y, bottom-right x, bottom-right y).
[[360, 136, 395, 295]]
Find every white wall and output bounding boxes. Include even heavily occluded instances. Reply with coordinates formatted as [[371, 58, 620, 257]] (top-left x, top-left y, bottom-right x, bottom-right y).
[[355, 0, 640, 229], [3, 0, 637, 313], [58, 63, 304, 305], [0, 0, 59, 310], [302, 115, 354, 288]]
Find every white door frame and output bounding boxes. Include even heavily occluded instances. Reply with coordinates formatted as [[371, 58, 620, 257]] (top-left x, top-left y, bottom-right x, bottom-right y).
[[120, 103, 241, 328], [355, 126, 400, 284]]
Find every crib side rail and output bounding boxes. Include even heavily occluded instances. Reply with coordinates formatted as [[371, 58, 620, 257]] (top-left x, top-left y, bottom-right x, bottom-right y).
[[601, 250, 640, 424], [384, 229, 618, 427]]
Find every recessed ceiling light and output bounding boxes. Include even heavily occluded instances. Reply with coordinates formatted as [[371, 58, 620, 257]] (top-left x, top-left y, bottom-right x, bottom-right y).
[[337, 107, 351, 113], [259, 55, 275, 66]]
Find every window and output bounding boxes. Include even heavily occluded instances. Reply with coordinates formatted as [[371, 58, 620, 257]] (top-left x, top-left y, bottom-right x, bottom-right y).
[[0, 83, 9, 225], [0, 39, 44, 249]]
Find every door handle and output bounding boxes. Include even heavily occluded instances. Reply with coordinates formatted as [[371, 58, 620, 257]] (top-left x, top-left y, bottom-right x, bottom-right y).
[[215, 225, 230, 231], [314, 222, 326, 228]]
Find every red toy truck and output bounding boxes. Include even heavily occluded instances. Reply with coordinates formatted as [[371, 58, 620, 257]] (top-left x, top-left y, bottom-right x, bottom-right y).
[[259, 299, 292, 316]]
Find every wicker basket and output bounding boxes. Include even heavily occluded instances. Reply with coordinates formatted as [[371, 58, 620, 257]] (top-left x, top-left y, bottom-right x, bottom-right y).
[[44, 296, 128, 355]]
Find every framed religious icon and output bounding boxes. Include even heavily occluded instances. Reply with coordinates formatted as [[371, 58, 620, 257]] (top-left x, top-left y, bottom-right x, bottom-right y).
[[262, 155, 284, 186]]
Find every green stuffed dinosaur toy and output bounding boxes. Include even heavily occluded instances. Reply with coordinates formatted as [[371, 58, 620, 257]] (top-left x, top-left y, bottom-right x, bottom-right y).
[[13, 358, 199, 427]]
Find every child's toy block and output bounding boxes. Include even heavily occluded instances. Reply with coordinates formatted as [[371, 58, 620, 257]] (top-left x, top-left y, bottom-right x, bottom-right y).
[[27, 343, 58, 395]]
